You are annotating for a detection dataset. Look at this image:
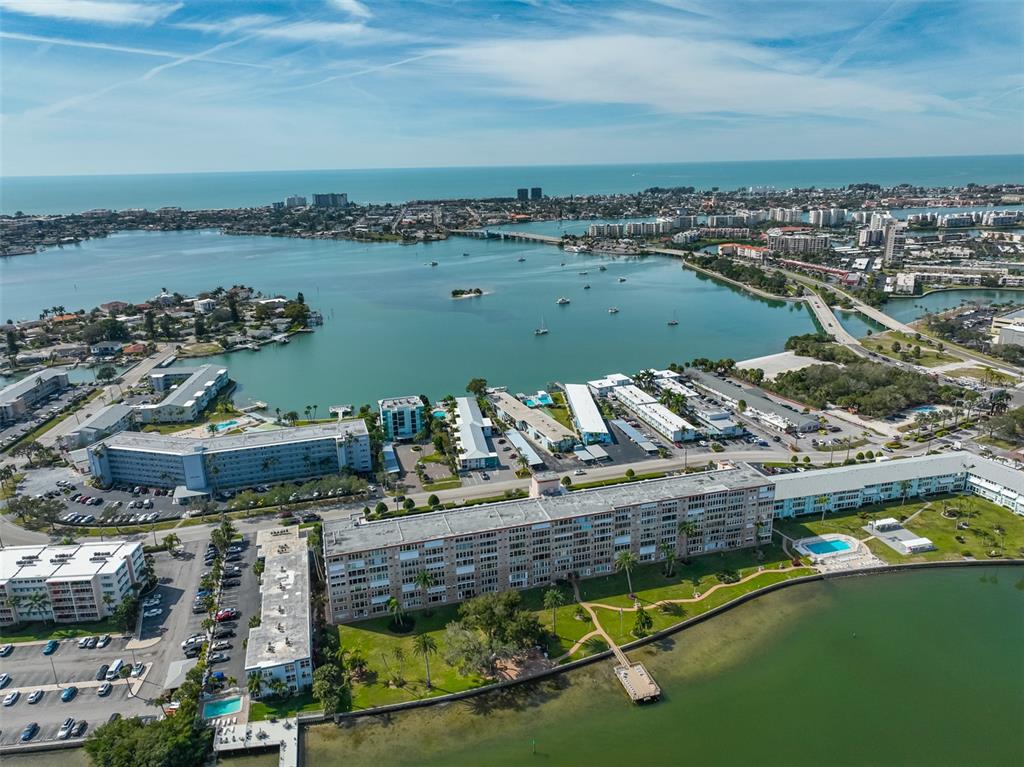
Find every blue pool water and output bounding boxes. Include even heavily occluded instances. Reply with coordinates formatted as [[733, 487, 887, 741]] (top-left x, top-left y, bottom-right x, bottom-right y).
[[909, 405, 937, 414], [807, 539, 852, 555], [213, 420, 239, 432], [204, 696, 242, 718], [524, 393, 554, 408], [432, 409, 447, 419]]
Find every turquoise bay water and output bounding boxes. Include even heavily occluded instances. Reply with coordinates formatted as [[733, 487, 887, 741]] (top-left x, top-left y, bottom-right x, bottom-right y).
[[4, 155, 1022, 214], [0, 230, 816, 411]]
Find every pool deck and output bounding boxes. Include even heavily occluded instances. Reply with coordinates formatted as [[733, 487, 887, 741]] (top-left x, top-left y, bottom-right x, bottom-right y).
[[213, 717, 299, 767]]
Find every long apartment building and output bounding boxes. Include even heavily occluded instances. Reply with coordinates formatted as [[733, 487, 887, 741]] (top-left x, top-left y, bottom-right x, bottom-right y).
[[324, 467, 774, 622], [685, 370, 820, 433], [0, 542, 145, 626], [612, 384, 698, 443], [772, 453, 1024, 518], [87, 419, 372, 494], [452, 397, 498, 470], [135, 365, 229, 423], [245, 528, 314, 698], [564, 384, 611, 444], [491, 391, 576, 453], [0, 368, 71, 425]]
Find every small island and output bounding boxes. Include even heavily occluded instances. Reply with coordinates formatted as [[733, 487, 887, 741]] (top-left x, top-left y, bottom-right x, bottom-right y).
[[451, 288, 484, 298]]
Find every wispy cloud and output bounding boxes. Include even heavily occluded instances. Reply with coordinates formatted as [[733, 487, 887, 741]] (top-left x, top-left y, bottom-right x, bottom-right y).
[[0, 31, 272, 69], [255, 21, 407, 45], [174, 14, 278, 35], [0, 0, 182, 26], [329, 0, 373, 20], [438, 34, 947, 118]]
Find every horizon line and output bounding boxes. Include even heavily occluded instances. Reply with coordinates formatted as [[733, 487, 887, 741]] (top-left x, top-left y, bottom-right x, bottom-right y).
[[4, 152, 1024, 181]]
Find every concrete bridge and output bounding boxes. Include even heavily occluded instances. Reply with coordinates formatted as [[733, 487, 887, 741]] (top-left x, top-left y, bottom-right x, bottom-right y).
[[449, 228, 562, 245]]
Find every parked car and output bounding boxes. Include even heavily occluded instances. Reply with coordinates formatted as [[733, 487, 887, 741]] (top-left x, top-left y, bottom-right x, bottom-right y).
[[73, 720, 88, 737], [43, 640, 59, 655], [0, 673, 11, 688], [0, 643, 12, 657], [78, 636, 91, 649], [27, 689, 43, 704], [20, 722, 39, 742], [97, 634, 111, 648], [131, 662, 145, 677], [215, 608, 239, 621], [86, 636, 98, 649], [60, 686, 78, 702], [208, 652, 228, 664], [3, 690, 20, 706], [58, 717, 76, 739], [143, 608, 162, 618], [211, 641, 231, 651], [97, 682, 113, 696], [95, 664, 109, 681], [212, 628, 235, 639]]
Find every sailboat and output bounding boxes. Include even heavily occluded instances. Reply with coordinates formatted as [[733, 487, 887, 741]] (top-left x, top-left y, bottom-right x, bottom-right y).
[[608, 307, 619, 314], [598, 265, 608, 272], [517, 256, 526, 262], [534, 316, 549, 336], [668, 310, 679, 326]]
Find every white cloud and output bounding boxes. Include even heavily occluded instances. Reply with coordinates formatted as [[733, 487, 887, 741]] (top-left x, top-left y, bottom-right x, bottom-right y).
[[438, 34, 949, 118], [255, 21, 405, 45], [0, 0, 182, 26], [174, 14, 278, 35], [329, 0, 372, 20]]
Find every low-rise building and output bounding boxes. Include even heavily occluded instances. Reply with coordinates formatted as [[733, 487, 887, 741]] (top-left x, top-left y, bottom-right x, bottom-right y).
[[87, 419, 372, 494], [685, 370, 819, 433], [245, 527, 313, 698], [135, 365, 229, 423], [452, 397, 498, 470], [60, 403, 135, 450], [0, 542, 145, 626], [587, 373, 633, 397], [491, 391, 576, 453], [323, 466, 775, 622], [563, 384, 610, 444], [991, 307, 1024, 346], [772, 453, 1024, 518], [378, 396, 426, 441], [612, 385, 697, 443], [0, 368, 71, 425]]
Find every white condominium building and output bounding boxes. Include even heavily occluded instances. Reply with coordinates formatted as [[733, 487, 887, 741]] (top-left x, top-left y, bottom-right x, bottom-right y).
[[87, 419, 372, 494], [245, 527, 314, 698], [0, 542, 145, 626], [324, 467, 775, 623], [452, 397, 498, 470], [0, 368, 71, 425], [135, 365, 229, 424], [612, 385, 698, 443]]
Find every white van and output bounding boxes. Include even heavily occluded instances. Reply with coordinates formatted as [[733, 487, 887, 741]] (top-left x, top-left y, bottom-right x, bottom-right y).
[[105, 658, 124, 680]]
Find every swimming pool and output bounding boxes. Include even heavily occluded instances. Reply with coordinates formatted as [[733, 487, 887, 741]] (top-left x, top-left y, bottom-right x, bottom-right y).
[[524, 393, 554, 408], [909, 405, 937, 414], [806, 539, 852, 555], [204, 696, 242, 718], [213, 420, 239, 432]]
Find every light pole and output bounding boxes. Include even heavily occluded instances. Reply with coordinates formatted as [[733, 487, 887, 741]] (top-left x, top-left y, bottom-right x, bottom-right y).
[[49, 655, 59, 685]]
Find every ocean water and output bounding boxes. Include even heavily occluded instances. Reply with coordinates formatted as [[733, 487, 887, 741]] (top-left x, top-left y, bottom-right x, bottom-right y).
[[3, 155, 1022, 214]]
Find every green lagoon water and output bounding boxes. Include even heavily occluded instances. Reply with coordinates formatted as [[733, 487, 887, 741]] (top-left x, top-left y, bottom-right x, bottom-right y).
[[5, 568, 1021, 767], [1, 230, 816, 412], [219, 567, 1023, 767]]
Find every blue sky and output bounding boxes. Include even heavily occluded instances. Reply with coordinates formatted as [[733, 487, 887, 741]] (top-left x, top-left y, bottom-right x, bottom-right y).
[[1, 0, 1022, 176]]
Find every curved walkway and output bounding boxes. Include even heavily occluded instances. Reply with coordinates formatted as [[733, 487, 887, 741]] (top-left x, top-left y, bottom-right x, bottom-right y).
[[554, 565, 809, 662]]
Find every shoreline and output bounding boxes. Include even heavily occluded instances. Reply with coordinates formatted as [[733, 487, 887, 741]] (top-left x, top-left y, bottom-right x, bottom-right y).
[[0, 560, 1019, 759]]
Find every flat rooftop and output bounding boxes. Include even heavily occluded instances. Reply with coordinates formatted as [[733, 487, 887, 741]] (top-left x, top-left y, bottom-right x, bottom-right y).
[[378, 396, 423, 409], [0, 367, 69, 405], [564, 384, 608, 435], [95, 418, 368, 455], [454, 397, 493, 461], [324, 465, 769, 556], [492, 391, 574, 442], [0, 541, 141, 582], [74, 403, 133, 432], [245, 528, 312, 672], [150, 365, 227, 409]]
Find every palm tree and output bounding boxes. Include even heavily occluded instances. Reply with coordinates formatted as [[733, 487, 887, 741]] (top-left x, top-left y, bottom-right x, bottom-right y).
[[386, 597, 407, 630], [615, 551, 638, 597], [817, 494, 831, 523], [677, 520, 699, 562], [899, 480, 912, 506], [24, 591, 50, 622], [7, 594, 23, 622], [411, 633, 438, 689], [247, 673, 263, 699], [414, 569, 434, 594], [658, 542, 677, 578], [268, 677, 288, 699], [543, 587, 566, 635], [163, 532, 181, 552]]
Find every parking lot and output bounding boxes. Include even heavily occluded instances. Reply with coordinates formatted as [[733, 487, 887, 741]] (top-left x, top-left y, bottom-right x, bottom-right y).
[[0, 384, 95, 452], [0, 532, 260, 747]]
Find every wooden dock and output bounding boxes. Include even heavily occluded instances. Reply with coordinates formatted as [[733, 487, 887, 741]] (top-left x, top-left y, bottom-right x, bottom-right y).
[[212, 717, 299, 767], [614, 662, 661, 704]]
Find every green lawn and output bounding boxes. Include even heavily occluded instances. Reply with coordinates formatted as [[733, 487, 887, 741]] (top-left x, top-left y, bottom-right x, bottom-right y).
[[422, 478, 463, 492], [0, 473, 26, 500], [859, 330, 960, 367], [575, 544, 795, 608], [0, 617, 121, 644], [249, 692, 320, 721], [542, 392, 576, 432], [948, 367, 1016, 385], [595, 568, 812, 647], [776, 494, 1024, 564]]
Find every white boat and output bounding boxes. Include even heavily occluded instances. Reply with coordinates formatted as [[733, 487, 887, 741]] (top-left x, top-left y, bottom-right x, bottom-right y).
[[668, 310, 679, 326], [598, 265, 607, 271], [429, 260, 439, 266], [583, 284, 591, 290], [617, 277, 627, 283], [556, 297, 571, 305], [608, 307, 619, 314], [534, 316, 549, 336]]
